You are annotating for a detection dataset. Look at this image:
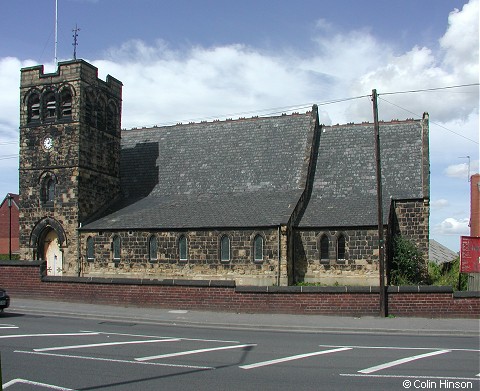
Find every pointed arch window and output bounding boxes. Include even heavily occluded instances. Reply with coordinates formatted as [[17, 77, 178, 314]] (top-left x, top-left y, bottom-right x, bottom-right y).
[[44, 91, 56, 120], [220, 235, 230, 262], [46, 178, 55, 202], [179, 235, 188, 261], [86, 237, 95, 261], [320, 235, 329, 260], [337, 234, 346, 261], [40, 173, 56, 205], [60, 88, 72, 118], [112, 235, 121, 261], [85, 93, 94, 126], [97, 98, 106, 131], [254, 235, 264, 262], [106, 101, 117, 133], [149, 235, 158, 262], [27, 93, 40, 122]]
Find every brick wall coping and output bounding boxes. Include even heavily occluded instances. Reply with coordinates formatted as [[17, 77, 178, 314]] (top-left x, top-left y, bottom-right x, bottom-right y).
[[453, 291, 480, 298], [41, 276, 236, 288], [0, 260, 44, 267], [2, 262, 478, 297], [236, 286, 381, 293], [387, 285, 454, 293]]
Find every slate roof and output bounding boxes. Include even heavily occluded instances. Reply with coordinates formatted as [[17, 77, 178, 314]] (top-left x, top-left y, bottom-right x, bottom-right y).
[[298, 119, 428, 228], [429, 239, 458, 265], [83, 111, 316, 230]]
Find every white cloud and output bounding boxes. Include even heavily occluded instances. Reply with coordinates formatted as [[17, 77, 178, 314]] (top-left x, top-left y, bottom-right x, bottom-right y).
[[433, 217, 470, 235], [440, 0, 479, 79], [347, 0, 479, 124], [444, 163, 471, 179], [0, 57, 37, 140], [94, 43, 323, 129], [431, 199, 450, 209], [0, 0, 478, 234]]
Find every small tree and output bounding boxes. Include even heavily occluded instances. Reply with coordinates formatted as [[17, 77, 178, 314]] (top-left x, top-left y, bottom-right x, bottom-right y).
[[390, 236, 428, 285]]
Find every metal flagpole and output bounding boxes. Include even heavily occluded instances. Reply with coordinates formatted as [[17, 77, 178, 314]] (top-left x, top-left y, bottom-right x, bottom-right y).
[[54, 0, 58, 64]]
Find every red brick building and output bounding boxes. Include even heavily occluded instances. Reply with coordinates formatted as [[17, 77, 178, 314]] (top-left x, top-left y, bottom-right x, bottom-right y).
[[0, 193, 19, 257], [470, 174, 480, 237]]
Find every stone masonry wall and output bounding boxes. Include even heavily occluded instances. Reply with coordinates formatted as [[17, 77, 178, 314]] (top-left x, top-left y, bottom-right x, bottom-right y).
[[394, 199, 429, 257], [19, 61, 122, 274], [294, 228, 382, 285], [79, 228, 286, 286]]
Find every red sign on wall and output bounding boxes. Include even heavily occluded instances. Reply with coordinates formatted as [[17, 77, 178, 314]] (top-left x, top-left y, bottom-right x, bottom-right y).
[[460, 236, 480, 273]]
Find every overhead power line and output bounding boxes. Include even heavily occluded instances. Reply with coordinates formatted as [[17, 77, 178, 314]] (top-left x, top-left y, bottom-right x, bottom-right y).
[[0, 84, 477, 162], [379, 97, 479, 145], [379, 83, 479, 96]]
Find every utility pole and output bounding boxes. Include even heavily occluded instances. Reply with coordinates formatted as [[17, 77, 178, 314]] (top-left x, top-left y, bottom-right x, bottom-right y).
[[7, 194, 12, 261], [372, 89, 386, 317]]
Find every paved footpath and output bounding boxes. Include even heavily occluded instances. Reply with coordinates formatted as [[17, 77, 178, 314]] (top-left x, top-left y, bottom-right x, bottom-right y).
[[5, 297, 480, 336]]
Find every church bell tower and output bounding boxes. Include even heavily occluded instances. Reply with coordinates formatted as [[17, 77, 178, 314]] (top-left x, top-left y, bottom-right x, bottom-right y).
[[18, 60, 122, 275]]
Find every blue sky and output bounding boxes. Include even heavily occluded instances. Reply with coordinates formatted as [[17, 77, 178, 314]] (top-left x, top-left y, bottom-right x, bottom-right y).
[[1, 1, 463, 61], [0, 0, 478, 252]]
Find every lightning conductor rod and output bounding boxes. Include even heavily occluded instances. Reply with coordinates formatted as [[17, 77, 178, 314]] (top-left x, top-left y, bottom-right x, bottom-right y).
[[372, 89, 386, 318], [54, 0, 58, 64], [73, 24, 80, 60]]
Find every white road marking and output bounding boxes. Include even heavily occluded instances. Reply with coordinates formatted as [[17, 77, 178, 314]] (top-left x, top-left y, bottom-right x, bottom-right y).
[[341, 373, 480, 382], [15, 350, 214, 370], [319, 344, 480, 352], [239, 347, 352, 370], [136, 343, 257, 362], [81, 330, 240, 343], [0, 324, 18, 329], [0, 332, 99, 339], [3, 378, 76, 390], [358, 349, 451, 374], [34, 338, 181, 352]]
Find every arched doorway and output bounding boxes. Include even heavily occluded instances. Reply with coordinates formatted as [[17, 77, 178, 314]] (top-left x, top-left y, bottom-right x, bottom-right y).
[[30, 218, 66, 276], [42, 229, 63, 276]]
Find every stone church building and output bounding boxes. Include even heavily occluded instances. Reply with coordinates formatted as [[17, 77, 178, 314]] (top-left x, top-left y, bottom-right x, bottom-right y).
[[18, 60, 430, 286]]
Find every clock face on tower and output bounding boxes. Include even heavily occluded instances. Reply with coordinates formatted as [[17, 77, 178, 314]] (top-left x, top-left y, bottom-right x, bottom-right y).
[[42, 136, 53, 151]]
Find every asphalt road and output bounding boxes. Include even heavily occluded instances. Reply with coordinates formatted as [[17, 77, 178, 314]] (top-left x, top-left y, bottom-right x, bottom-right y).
[[0, 301, 478, 391]]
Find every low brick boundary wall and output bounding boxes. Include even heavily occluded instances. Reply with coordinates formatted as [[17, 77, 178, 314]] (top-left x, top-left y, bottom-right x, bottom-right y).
[[1, 261, 478, 318]]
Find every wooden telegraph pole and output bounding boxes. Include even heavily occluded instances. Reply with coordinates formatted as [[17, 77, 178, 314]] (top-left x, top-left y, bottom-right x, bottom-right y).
[[372, 89, 386, 317]]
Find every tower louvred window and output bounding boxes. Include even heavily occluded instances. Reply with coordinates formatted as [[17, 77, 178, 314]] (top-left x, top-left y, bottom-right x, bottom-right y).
[[60, 89, 72, 117], [28, 94, 40, 122], [85, 94, 94, 126], [44, 92, 56, 119], [97, 99, 106, 131], [107, 102, 116, 132]]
